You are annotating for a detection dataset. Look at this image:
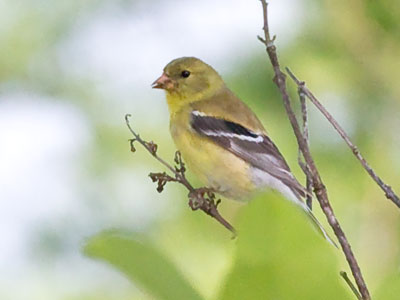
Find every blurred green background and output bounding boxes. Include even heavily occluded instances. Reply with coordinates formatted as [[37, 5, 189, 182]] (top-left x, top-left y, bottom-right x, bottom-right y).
[[1, 0, 399, 299]]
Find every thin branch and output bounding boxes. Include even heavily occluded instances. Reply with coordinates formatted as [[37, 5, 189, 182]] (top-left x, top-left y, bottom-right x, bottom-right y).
[[125, 114, 236, 235], [286, 67, 400, 209], [297, 82, 313, 209], [340, 271, 363, 300], [258, 1, 371, 299]]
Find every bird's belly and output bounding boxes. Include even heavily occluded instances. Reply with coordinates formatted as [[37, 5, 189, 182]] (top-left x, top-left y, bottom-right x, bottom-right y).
[[172, 129, 255, 200]]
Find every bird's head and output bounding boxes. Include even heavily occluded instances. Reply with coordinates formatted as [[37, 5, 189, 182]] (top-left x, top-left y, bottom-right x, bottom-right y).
[[152, 57, 225, 111]]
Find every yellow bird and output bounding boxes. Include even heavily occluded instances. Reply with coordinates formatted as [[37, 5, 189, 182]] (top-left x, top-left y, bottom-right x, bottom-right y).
[[152, 56, 334, 245]]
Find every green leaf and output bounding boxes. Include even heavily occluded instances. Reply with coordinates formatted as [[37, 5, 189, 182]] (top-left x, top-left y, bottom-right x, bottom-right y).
[[84, 230, 204, 300], [218, 193, 352, 300]]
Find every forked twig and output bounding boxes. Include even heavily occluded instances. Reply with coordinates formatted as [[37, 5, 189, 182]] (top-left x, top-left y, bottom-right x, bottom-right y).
[[340, 271, 363, 300], [286, 67, 400, 209], [125, 114, 236, 235], [257, 1, 371, 299]]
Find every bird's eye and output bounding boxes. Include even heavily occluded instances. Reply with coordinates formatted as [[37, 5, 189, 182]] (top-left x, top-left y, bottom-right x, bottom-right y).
[[181, 70, 190, 78]]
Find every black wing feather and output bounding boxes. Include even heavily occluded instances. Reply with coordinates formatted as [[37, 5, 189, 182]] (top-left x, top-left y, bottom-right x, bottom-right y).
[[190, 111, 306, 198]]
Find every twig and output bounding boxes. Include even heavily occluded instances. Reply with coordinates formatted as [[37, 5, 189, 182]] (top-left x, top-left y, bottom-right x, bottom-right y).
[[340, 271, 363, 300], [257, 1, 371, 299], [297, 82, 313, 209], [286, 67, 400, 209], [125, 114, 236, 235]]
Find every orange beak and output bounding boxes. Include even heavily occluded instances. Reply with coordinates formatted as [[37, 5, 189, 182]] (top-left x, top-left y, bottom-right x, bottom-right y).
[[152, 73, 173, 90]]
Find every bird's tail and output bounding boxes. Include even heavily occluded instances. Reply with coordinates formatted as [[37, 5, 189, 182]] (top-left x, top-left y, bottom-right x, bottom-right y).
[[261, 173, 338, 247], [298, 201, 338, 248], [280, 181, 338, 248]]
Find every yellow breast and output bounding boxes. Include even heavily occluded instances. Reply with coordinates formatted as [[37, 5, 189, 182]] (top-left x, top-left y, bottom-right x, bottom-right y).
[[169, 107, 256, 200]]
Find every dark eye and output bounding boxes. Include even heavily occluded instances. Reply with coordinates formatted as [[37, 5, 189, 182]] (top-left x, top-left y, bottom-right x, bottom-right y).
[[181, 70, 190, 78]]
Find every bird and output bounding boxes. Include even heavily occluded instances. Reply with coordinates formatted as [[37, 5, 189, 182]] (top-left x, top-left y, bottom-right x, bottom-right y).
[[152, 56, 335, 245]]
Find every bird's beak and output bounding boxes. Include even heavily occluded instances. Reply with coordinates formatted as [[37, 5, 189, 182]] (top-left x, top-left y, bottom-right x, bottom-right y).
[[152, 73, 173, 90]]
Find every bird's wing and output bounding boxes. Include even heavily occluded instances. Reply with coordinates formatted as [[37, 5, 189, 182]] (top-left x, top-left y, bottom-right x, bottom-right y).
[[190, 110, 306, 199]]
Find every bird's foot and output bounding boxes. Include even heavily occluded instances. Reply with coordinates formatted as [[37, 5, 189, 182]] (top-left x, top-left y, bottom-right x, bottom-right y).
[[188, 187, 221, 211]]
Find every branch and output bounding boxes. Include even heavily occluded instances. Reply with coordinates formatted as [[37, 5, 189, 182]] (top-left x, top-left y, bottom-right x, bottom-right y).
[[297, 83, 313, 209], [257, 1, 371, 299], [340, 271, 363, 300], [125, 114, 236, 235], [286, 67, 400, 209]]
